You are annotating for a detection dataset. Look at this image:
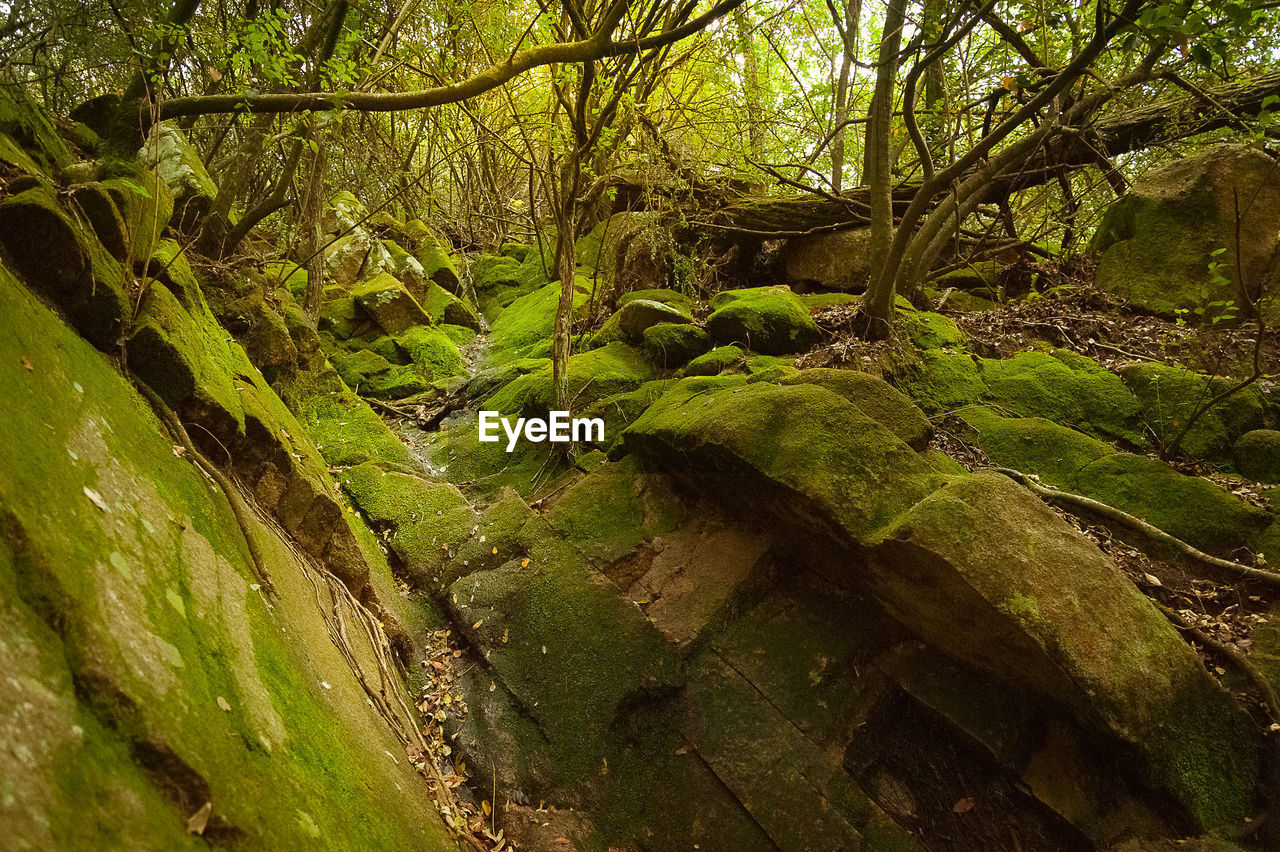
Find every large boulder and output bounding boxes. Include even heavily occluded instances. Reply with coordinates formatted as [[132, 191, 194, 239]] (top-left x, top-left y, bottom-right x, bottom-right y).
[[705, 286, 822, 355], [138, 121, 217, 230], [782, 227, 872, 292], [351, 272, 431, 335], [1121, 362, 1267, 462], [868, 471, 1258, 832], [1090, 144, 1280, 319]]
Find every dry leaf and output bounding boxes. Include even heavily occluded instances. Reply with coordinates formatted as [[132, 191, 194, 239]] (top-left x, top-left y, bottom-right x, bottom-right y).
[[83, 487, 109, 511], [216, 696, 231, 712], [187, 802, 212, 835], [21, 357, 33, 371], [952, 796, 976, 814], [472, 619, 483, 629]]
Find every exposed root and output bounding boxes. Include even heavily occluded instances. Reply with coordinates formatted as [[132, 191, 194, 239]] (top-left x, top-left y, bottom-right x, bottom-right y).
[[991, 466, 1280, 589]]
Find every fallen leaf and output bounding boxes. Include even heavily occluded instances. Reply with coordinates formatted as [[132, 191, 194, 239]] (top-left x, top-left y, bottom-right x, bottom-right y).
[[187, 802, 212, 835], [953, 796, 976, 814], [491, 546, 498, 555], [472, 619, 483, 630], [216, 696, 231, 712], [21, 357, 33, 371], [172, 444, 187, 457], [83, 486, 109, 511]]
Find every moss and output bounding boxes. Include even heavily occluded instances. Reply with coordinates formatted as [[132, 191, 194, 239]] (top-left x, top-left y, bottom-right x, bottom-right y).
[[783, 368, 933, 450], [331, 347, 393, 388], [102, 167, 174, 266], [1121, 362, 1267, 462], [895, 350, 985, 414], [0, 267, 453, 850], [896, 302, 968, 351], [414, 233, 461, 293], [871, 472, 1258, 832], [0, 181, 131, 349], [623, 380, 945, 544], [438, 322, 477, 346], [485, 341, 655, 416], [642, 322, 713, 368], [351, 272, 431, 335], [963, 409, 1271, 554], [744, 355, 801, 383], [980, 350, 1146, 446], [0, 84, 73, 172], [544, 455, 685, 565], [931, 260, 1002, 291], [0, 129, 42, 174], [419, 280, 480, 330], [1235, 429, 1280, 483], [799, 292, 861, 311], [416, 419, 577, 501], [480, 280, 590, 368], [394, 325, 467, 384], [339, 463, 477, 587], [618, 287, 695, 315], [591, 298, 693, 348], [705, 286, 821, 355], [681, 344, 747, 377], [292, 377, 413, 468], [578, 380, 677, 449]]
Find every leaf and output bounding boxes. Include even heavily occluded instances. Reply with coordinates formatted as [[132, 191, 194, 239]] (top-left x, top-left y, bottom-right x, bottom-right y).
[[472, 619, 483, 629], [952, 796, 976, 813], [83, 486, 109, 511], [217, 696, 231, 712], [187, 802, 212, 835], [21, 357, 32, 371]]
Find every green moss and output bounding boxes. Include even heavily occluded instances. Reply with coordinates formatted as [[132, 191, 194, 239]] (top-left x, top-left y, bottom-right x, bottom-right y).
[[624, 380, 945, 544], [351, 272, 431, 335], [642, 322, 713, 368], [896, 302, 968, 351], [331, 347, 393, 388], [618, 287, 696, 315], [980, 350, 1145, 446], [485, 341, 655, 416], [480, 280, 590, 367], [1235, 429, 1280, 483], [783, 368, 933, 450], [1121, 362, 1267, 461], [895, 350, 986, 414], [394, 325, 467, 384], [743, 354, 801, 383], [799, 292, 861, 311], [0, 266, 453, 850], [964, 409, 1270, 554], [681, 344, 747, 377], [416, 419, 577, 501], [705, 286, 821, 355], [0, 84, 73, 172], [339, 463, 477, 587], [292, 376, 413, 468], [578, 380, 677, 449], [419, 280, 480, 329]]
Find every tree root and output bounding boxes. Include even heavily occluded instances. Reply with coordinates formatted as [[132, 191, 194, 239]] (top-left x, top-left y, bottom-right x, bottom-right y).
[[1157, 604, 1280, 726], [134, 379, 276, 597], [991, 467, 1280, 589]]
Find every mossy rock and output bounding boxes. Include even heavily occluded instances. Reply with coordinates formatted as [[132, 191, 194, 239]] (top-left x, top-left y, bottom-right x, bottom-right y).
[[0, 267, 454, 850], [331, 348, 393, 388], [962, 409, 1272, 555], [351, 272, 431, 335], [1234, 429, 1280, 483], [485, 342, 655, 416], [782, 368, 932, 450], [339, 462, 478, 588], [481, 280, 590, 368], [869, 471, 1258, 833], [139, 122, 217, 228], [498, 241, 532, 262], [895, 350, 985, 414], [743, 354, 800, 383], [680, 344, 747, 377], [618, 287, 696, 316], [471, 254, 526, 293], [415, 233, 461, 294], [419, 280, 480, 330], [101, 167, 174, 265], [415, 418, 577, 501], [623, 380, 945, 544], [798, 292, 861, 311], [322, 190, 365, 234], [0, 181, 130, 350], [930, 260, 1002, 291], [643, 323, 714, 368], [896, 301, 968, 351], [979, 350, 1145, 446], [544, 454, 686, 565], [1121, 362, 1267, 462], [393, 325, 467, 384], [319, 294, 363, 340], [1090, 144, 1280, 320], [291, 377, 413, 468], [592, 298, 693, 348], [0, 84, 73, 172], [577, 380, 677, 449], [705, 286, 821, 355]]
